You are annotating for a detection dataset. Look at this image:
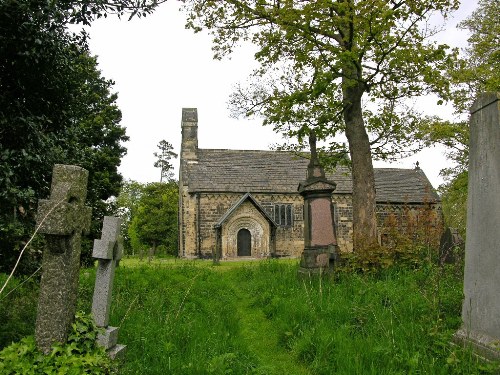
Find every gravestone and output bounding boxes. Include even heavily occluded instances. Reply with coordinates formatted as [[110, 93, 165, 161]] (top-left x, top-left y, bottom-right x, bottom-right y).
[[298, 132, 339, 274], [91, 216, 126, 359], [35, 164, 92, 354], [439, 227, 464, 265], [453, 92, 500, 360]]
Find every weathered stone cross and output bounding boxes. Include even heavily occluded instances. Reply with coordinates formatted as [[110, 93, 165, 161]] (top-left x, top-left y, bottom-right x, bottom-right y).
[[91, 216, 126, 359], [35, 164, 92, 354]]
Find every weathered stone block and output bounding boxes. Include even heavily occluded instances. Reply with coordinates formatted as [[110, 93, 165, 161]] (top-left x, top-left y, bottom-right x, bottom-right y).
[[108, 344, 127, 360], [97, 326, 119, 349]]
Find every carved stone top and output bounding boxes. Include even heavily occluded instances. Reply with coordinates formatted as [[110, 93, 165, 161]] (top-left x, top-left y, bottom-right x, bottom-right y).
[[92, 216, 124, 260], [307, 132, 325, 180], [36, 164, 91, 236], [182, 108, 198, 122], [299, 131, 335, 195]]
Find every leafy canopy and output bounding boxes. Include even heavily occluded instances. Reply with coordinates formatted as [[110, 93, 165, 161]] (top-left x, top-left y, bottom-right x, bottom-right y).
[[129, 182, 179, 256], [183, 0, 459, 162], [0, 0, 164, 273], [182, 0, 460, 250]]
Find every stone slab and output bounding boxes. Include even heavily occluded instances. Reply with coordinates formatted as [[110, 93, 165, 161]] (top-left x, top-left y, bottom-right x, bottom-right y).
[[453, 328, 500, 361], [460, 93, 500, 342], [97, 326, 119, 349], [92, 259, 115, 327], [107, 344, 127, 361]]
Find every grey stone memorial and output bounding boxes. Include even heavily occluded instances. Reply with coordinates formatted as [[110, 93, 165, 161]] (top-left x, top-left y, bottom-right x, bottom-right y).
[[91, 216, 126, 359], [439, 227, 464, 265], [35, 164, 92, 354], [453, 92, 500, 360], [298, 132, 339, 274]]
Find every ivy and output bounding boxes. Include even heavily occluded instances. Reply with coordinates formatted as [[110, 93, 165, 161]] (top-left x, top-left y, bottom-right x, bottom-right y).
[[0, 311, 117, 374]]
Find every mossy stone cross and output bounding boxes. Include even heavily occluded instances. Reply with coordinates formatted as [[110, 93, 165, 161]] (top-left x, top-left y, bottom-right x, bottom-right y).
[[35, 164, 92, 354]]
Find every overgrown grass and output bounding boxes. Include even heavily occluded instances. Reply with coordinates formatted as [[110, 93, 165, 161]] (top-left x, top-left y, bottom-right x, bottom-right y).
[[2, 258, 499, 374]]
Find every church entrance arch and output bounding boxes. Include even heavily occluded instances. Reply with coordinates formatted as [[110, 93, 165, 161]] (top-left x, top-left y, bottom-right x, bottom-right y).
[[237, 229, 251, 256]]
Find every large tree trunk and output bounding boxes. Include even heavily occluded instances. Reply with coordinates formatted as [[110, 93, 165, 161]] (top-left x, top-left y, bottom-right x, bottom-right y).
[[343, 83, 379, 252]]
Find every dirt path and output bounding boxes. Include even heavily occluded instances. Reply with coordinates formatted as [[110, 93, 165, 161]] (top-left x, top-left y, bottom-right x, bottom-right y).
[[229, 280, 311, 375]]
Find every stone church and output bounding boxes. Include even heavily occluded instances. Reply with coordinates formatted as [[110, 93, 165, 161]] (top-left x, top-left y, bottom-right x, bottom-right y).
[[178, 108, 442, 259]]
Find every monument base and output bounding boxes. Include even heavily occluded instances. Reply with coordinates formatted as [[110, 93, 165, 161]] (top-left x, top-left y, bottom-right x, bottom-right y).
[[452, 327, 500, 362], [108, 344, 127, 360], [298, 246, 338, 275]]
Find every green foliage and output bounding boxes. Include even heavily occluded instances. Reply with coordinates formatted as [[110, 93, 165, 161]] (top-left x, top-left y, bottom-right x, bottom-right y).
[[451, 0, 500, 113], [418, 0, 499, 237], [0, 273, 39, 349], [439, 171, 468, 238], [0, 311, 116, 374], [0, 0, 146, 273], [115, 180, 146, 254], [129, 182, 179, 256]]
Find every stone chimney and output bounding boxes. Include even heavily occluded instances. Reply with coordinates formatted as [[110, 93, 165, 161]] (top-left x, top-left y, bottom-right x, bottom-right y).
[[181, 108, 198, 162]]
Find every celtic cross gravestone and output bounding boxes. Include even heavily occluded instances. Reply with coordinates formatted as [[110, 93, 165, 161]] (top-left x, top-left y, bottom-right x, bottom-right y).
[[35, 164, 92, 354]]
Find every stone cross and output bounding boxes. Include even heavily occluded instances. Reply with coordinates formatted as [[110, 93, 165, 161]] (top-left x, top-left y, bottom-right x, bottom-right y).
[[453, 92, 500, 360], [35, 164, 92, 354], [91, 216, 126, 359], [307, 131, 325, 179]]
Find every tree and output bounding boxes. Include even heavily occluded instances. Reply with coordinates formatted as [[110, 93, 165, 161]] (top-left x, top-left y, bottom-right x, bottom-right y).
[[115, 180, 146, 254], [153, 140, 178, 182], [130, 182, 179, 256], [0, 0, 164, 273], [417, 0, 499, 236], [183, 0, 458, 252]]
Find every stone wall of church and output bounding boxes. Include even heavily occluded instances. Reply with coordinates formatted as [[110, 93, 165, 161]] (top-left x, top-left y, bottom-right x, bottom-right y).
[[181, 192, 306, 258], [179, 190, 443, 259], [332, 194, 354, 252], [376, 202, 444, 249]]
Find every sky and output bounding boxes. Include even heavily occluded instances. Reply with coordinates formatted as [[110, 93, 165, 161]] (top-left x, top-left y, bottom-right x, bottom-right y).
[[78, 1, 478, 188]]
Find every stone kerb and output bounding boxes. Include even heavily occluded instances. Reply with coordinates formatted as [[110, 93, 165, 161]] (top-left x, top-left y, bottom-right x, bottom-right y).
[[91, 216, 126, 360], [453, 92, 500, 361], [35, 164, 92, 354]]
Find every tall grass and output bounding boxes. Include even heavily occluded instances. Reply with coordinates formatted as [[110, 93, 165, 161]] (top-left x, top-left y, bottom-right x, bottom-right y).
[[2, 258, 498, 374]]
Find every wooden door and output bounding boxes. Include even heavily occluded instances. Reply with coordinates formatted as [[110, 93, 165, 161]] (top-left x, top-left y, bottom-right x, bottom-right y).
[[237, 229, 251, 256]]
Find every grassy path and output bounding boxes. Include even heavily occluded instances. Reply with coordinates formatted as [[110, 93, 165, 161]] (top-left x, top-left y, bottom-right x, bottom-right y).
[[228, 275, 311, 375]]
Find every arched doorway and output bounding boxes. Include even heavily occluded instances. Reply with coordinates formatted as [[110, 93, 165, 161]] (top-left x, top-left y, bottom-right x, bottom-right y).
[[237, 228, 251, 256]]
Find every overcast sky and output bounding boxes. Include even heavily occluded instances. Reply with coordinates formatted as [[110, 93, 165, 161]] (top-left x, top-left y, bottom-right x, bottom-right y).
[[79, 1, 478, 188]]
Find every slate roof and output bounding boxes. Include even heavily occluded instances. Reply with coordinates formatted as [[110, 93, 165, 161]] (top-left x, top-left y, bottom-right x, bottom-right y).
[[186, 149, 440, 203]]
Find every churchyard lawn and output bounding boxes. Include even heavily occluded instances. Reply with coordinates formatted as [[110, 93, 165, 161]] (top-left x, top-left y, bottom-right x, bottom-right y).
[[1, 258, 499, 374]]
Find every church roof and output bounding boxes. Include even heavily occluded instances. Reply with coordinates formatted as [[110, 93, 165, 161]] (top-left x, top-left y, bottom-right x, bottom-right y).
[[185, 149, 440, 203]]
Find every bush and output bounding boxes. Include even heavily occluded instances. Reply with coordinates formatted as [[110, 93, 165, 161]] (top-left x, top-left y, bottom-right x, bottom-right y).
[[0, 273, 39, 349], [0, 311, 117, 374]]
